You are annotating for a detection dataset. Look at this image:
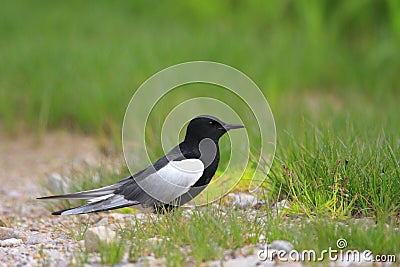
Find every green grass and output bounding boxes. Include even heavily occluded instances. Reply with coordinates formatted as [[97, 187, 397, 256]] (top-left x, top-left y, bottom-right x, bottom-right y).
[[0, 0, 399, 137], [267, 125, 400, 221], [65, 206, 399, 266]]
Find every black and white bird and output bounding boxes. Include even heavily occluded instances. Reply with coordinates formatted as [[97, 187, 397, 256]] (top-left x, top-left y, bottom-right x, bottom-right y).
[[38, 115, 244, 215]]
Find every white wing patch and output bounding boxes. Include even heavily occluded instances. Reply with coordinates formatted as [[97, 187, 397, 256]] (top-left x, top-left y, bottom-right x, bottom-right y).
[[87, 193, 115, 203], [136, 159, 204, 204], [159, 159, 204, 187]]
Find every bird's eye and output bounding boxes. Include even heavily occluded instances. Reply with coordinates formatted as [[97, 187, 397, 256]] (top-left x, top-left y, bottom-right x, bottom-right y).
[[209, 121, 214, 125]]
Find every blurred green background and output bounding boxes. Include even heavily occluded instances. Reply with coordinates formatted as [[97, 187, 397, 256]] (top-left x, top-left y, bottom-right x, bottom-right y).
[[1, 0, 399, 140]]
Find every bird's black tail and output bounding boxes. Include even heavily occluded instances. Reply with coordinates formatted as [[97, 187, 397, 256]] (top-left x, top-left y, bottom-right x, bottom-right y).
[[37, 183, 122, 200], [38, 177, 138, 215], [50, 196, 139, 215]]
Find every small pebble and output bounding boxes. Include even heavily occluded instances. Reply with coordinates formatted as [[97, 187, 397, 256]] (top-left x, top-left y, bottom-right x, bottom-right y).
[[26, 234, 52, 245], [268, 240, 294, 253], [231, 193, 259, 209], [1, 238, 23, 247], [0, 227, 15, 240]]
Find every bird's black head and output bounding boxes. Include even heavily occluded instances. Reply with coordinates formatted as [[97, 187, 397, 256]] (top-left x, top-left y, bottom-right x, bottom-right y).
[[184, 115, 245, 143]]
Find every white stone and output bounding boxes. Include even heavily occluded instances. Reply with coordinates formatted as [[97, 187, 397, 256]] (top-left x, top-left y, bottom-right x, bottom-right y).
[[84, 226, 116, 252], [231, 193, 259, 209], [272, 199, 290, 214], [26, 234, 52, 245], [269, 240, 294, 252], [1, 238, 23, 247]]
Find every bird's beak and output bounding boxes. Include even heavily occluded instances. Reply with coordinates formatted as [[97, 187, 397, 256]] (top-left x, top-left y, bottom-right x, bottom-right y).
[[224, 123, 245, 131]]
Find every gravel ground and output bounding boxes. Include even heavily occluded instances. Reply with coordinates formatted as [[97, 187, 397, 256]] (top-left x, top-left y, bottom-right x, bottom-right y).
[[0, 131, 101, 266]]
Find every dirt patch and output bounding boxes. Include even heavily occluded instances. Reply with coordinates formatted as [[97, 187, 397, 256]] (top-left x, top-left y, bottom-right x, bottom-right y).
[[0, 131, 101, 191]]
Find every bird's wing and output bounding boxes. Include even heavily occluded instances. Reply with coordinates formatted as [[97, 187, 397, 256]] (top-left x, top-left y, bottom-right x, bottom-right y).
[[41, 144, 204, 215], [37, 177, 130, 200], [126, 159, 204, 204], [50, 159, 204, 215]]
